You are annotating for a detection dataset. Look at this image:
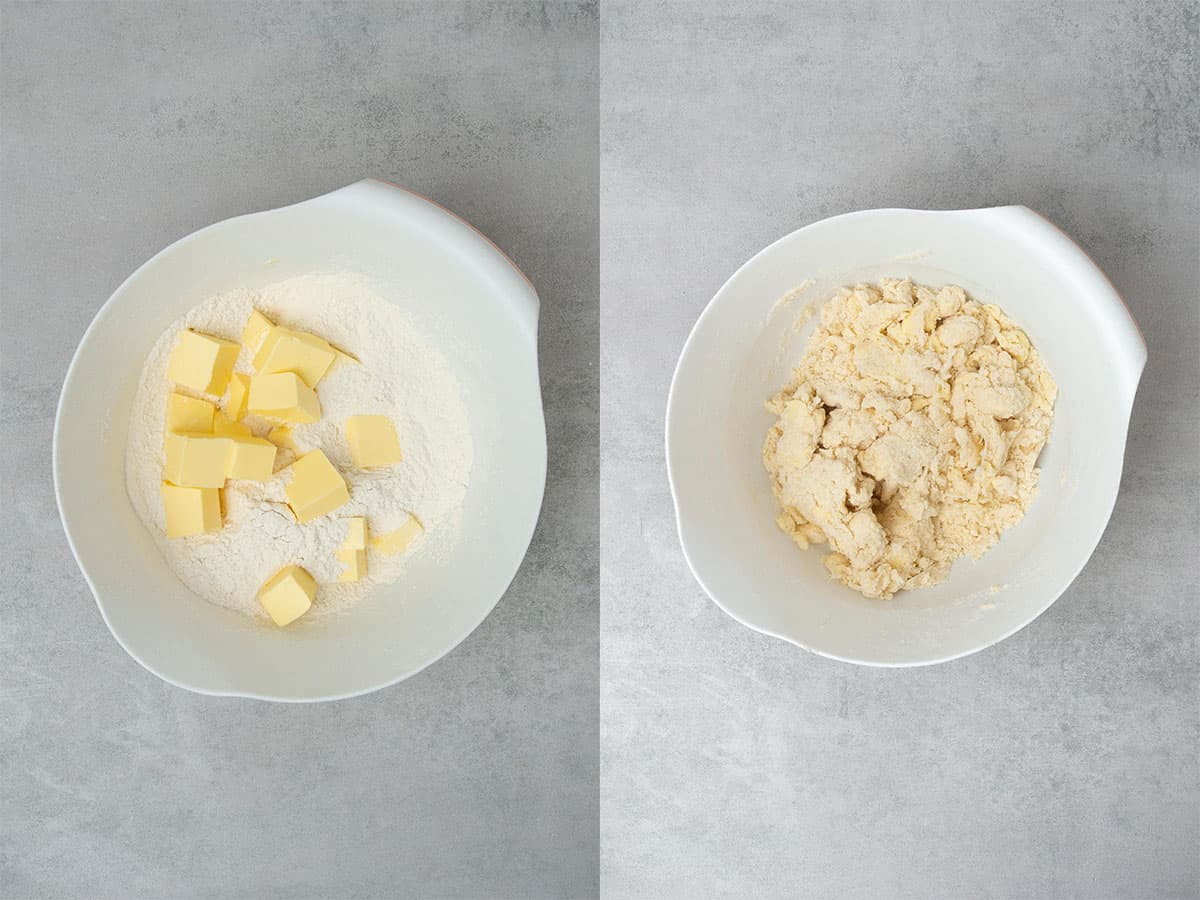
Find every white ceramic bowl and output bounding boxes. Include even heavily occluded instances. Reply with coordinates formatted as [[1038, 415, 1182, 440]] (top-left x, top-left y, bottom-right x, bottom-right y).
[[667, 206, 1145, 666], [55, 179, 546, 700]]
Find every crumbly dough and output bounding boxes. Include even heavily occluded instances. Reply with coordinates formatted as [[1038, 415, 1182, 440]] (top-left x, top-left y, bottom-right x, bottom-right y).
[[762, 278, 1057, 599]]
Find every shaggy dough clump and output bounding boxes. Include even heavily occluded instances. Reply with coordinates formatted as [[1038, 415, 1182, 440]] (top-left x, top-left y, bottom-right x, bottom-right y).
[[763, 278, 1057, 599]]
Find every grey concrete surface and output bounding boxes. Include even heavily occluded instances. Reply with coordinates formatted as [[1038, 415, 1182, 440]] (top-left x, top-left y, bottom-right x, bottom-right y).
[[600, 2, 1198, 898], [1, 3, 597, 898]]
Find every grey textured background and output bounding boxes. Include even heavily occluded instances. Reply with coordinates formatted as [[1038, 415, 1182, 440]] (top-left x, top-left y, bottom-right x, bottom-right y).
[[1, 2, 597, 898], [600, 2, 1198, 899]]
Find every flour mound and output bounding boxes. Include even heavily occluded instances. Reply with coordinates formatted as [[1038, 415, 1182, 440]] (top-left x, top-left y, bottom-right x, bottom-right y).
[[126, 271, 473, 620]]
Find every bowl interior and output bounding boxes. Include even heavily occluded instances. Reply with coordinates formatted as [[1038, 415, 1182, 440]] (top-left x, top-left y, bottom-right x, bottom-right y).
[[668, 207, 1143, 665], [56, 183, 546, 699]]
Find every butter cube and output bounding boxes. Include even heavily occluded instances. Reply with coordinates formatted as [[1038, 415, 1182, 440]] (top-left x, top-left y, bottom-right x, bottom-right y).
[[167, 329, 241, 396], [257, 564, 316, 627], [343, 517, 367, 550], [226, 372, 251, 422], [345, 415, 402, 468], [242, 309, 274, 354], [285, 449, 349, 523], [247, 372, 321, 424], [166, 393, 215, 433], [253, 326, 337, 387], [164, 433, 232, 488], [336, 517, 368, 580], [267, 425, 297, 451], [213, 411, 253, 438], [372, 515, 423, 556], [332, 344, 359, 364], [161, 482, 221, 537], [336, 548, 367, 582], [226, 437, 277, 481]]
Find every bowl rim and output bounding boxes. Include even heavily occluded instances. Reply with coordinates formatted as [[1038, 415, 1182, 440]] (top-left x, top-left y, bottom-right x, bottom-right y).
[[664, 204, 1146, 667], [53, 179, 548, 701]]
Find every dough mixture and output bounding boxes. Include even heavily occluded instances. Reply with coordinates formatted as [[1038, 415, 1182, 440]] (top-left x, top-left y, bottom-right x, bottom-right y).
[[762, 278, 1056, 599]]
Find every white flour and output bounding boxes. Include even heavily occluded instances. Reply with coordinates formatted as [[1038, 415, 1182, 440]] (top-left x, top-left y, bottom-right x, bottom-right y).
[[125, 271, 473, 620]]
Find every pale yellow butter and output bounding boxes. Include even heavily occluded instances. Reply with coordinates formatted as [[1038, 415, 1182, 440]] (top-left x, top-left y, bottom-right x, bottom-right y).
[[372, 515, 423, 556], [335, 517, 369, 581], [285, 449, 349, 523], [241, 309, 274, 355], [226, 436, 276, 481], [267, 425, 297, 451], [161, 482, 221, 537], [331, 344, 359, 365], [253, 326, 337, 387], [336, 548, 367, 582], [247, 372, 321, 424], [166, 393, 215, 434], [345, 414, 402, 468], [343, 516, 367, 550], [226, 372, 251, 422], [257, 564, 316, 627], [167, 329, 240, 396], [212, 410, 252, 438], [164, 433, 232, 489]]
